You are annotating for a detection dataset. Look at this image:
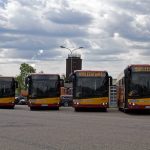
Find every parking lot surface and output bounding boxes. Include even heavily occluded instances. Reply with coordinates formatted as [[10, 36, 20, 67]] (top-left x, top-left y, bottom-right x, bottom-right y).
[[0, 106, 150, 150]]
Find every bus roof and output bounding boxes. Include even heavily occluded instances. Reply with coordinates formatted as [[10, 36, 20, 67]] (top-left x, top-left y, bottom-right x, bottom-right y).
[[29, 73, 59, 76], [74, 70, 107, 73], [128, 64, 150, 68], [0, 76, 15, 81], [0, 76, 14, 79]]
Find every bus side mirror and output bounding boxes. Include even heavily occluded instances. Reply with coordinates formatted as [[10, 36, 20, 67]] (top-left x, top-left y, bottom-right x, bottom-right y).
[[25, 77, 28, 86], [125, 68, 131, 77], [109, 76, 112, 86], [60, 79, 64, 87], [15, 81, 18, 88]]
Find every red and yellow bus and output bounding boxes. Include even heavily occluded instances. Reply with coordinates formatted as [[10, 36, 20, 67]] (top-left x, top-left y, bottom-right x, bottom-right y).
[[71, 70, 111, 111], [116, 64, 150, 112], [26, 74, 61, 110], [0, 76, 18, 109]]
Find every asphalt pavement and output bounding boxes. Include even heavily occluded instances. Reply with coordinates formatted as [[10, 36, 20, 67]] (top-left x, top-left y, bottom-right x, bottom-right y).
[[0, 105, 150, 150]]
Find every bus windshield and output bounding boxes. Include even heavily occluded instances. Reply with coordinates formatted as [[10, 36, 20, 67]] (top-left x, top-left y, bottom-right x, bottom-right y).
[[129, 72, 150, 98], [31, 79, 59, 98], [0, 80, 15, 98], [75, 77, 108, 99]]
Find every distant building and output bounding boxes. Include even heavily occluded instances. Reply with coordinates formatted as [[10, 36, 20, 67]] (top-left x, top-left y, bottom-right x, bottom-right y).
[[112, 79, 117, 85], [109, 78, 117, 107], [66, 53, 82, 79]]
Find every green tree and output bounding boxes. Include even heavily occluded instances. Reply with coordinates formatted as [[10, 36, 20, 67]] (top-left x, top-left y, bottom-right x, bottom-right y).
[[16, 63, 36, 94]]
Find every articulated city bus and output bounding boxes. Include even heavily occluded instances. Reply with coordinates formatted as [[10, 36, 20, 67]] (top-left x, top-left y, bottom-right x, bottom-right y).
[[116, 64, 150, 112], [0, 76, 18, 109], [26, 74, 61, 110], [71, 70, 112, 111]]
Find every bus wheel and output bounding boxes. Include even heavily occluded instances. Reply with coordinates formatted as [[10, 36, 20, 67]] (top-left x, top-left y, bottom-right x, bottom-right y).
[[30, 107, 35, 111], [124, 108, 129, 113], [118, 108, 122, 111], [75, 108, 79, 112], [102, 108, 107, 112], [10, 106, 15, 109], [54, 107, 59, 110]]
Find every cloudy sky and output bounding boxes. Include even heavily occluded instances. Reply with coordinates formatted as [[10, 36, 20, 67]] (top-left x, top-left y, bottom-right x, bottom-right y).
[[0, 0, 150, 78]]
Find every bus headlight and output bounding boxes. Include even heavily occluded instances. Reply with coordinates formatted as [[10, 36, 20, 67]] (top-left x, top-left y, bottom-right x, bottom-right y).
[[102, 103, 107, 105], [73, 100, 80, 105], [129, 102, 135, 106]]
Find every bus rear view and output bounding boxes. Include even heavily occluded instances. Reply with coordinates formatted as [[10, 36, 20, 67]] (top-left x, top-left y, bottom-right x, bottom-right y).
[[0, 77, 17, 109], [26, 74, 61, 110], [72, 70, 111, 111]]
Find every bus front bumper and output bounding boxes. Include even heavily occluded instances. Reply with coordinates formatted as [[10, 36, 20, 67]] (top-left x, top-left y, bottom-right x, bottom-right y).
[[128, 104, 150, 110], [28, 103, 60, 108], [0, 103, 15, 107], [73, 104, 108, 108]]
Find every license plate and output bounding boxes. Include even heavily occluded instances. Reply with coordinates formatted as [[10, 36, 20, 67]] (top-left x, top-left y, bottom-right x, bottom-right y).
[[82, 99, 93, 102], [41, 104, 48, 107], [145, 106, 150, 109]]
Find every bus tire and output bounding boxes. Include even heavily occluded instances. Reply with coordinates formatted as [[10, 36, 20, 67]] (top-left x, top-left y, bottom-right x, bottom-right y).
[[54, 107, 59, 110], [118, 107, 122, 111], [124, 108, 129, 113], [102, 108, 107, 112], [30, 107, 35, 111], [75, 108, 79, 112], [10, 106, 15, 109]]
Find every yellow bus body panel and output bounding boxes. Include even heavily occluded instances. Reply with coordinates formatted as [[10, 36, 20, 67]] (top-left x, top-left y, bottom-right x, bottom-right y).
[[78, 97, 108, 105], [128, 98, 150, 105], [0, 97, 15, 103], [30, 97, 60, 105]]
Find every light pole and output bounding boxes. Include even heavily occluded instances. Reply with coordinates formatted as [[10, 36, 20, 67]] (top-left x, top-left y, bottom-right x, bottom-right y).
[[60, 46, 84, 75]]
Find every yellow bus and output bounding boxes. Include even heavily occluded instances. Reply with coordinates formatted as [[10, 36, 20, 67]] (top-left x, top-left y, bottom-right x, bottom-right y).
[[26, 74, 61, 110], [116, 64, 150, 113], [71, 70, 111, 111], [0, 76, 18, 109]]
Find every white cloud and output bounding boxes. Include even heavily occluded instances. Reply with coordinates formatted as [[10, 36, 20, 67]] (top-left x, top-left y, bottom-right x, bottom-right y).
[[0, 0, 150, 78]]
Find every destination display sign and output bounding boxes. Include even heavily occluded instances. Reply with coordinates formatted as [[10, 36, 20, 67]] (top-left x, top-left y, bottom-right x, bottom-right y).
[[77, 71, 106, 77], [132, 66, 150, 72], [32, 75, 58, 80]]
